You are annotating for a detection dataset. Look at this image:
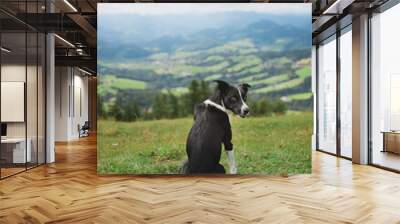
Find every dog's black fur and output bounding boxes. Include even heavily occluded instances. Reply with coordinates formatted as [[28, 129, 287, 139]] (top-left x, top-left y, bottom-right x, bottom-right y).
[[181, 80, 251, 174]]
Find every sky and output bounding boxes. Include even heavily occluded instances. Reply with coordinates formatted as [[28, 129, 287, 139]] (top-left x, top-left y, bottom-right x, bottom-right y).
[[98, 3, 311, 16]]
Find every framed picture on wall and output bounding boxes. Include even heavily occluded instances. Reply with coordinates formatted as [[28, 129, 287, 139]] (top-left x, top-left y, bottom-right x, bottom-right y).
[[97, 3, 312, 175]]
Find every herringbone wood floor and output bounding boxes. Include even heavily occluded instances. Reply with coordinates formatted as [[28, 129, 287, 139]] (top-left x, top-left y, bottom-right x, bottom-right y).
[[1, 136, 400, 224]]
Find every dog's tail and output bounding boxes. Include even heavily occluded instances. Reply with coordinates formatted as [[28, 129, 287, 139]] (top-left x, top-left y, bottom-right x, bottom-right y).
[[179, 160, 189, 174]]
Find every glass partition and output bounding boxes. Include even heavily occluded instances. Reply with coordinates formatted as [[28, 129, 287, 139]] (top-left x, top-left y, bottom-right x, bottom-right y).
[[28, 0, 39, 170], [0, 2, 46, 179], [1, 31, 28, 177], [27, 30, 38, 169], [317, 35, 337, 154]]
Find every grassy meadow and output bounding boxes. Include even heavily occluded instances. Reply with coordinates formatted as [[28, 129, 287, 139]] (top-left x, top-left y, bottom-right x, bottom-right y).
[[97, 111, 312, 175]]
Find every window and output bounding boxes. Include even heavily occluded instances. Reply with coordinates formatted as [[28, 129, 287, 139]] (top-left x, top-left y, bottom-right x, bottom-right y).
[[317, 35, 337, 154], [339, 27, 352, 158], [370, 3, 400, 171]]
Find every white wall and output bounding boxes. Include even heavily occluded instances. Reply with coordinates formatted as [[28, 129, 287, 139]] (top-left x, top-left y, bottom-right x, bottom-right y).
[[55, 67, 89, 141], [1, 65, 26, 139], [77, 72, 89, 138], [1, 63, 46, 164], [55, 66, 70, 141], [0, 65, 40, 138], [72, 73, 89, 138]]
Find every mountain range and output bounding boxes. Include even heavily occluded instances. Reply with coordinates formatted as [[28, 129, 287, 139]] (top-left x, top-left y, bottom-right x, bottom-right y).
[[98, 13, 312, 109]]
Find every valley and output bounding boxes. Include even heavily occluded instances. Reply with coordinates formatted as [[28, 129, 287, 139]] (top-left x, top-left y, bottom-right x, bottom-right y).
[[98, 17, 312, 113]]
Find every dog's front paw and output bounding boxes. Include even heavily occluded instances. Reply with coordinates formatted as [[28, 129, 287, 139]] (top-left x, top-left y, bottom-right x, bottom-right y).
[[230, 166, 237, 174]]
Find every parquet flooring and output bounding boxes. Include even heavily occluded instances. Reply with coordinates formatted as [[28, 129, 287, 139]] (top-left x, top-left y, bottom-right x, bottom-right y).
[[1, 135, 400, 223]]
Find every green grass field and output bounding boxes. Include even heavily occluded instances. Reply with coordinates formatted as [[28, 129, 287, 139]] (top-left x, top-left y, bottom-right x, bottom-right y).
[[98, 112, 312, 175], [288, 92, 313, 101], [295, 66, 311, 78], [98, 75, 147, 95], [255, 77, 306, 93], [248, 74, 289, 86]]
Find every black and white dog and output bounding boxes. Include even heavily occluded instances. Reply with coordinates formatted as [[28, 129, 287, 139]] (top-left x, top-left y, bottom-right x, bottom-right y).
[[181, 80, 251, 174]]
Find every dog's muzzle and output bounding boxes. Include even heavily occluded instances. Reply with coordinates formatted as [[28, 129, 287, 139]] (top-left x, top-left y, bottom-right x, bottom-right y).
[[239, 107, 250, 118]]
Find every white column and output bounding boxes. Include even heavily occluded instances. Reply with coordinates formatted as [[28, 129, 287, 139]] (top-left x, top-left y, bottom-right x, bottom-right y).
[[352, 14, 369, 164]]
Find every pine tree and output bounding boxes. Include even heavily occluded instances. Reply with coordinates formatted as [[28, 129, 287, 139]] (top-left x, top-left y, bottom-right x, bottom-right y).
[[273, 99, 287, 115], [187, 80, 200, 114], [97, 96, 107, 118], [167, 92, 179, 118], [199, 80, 210, 101], [125, 100, 141, 121], [179, 94, 190, 117], [248, 100, 259, 116], [111, 98, 124, 121], [258, 97, 273, 116], [152, 93, 167, 119]]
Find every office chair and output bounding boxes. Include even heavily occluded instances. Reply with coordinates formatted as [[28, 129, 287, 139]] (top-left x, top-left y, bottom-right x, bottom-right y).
[[79, 121, 90, 138]]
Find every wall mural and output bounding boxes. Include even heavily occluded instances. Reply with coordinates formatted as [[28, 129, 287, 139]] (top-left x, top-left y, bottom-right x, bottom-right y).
[[97, 3, 312, 175]]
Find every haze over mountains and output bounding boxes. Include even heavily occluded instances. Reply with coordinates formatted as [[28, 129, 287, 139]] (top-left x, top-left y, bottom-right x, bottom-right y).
[[99, 12, 310, 44], [98, 11, 312, 109]]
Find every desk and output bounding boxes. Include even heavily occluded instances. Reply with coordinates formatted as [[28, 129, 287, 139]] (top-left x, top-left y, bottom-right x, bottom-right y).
[[382, 131, 400, 154], [1, 138, 31, 163]]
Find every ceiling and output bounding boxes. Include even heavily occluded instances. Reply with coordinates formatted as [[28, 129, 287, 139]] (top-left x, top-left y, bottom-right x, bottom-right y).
[[0, 0, 393, 74]]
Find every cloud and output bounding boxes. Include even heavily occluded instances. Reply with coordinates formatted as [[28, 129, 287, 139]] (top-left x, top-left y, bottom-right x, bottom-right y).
[[98, 3, 311, 16]]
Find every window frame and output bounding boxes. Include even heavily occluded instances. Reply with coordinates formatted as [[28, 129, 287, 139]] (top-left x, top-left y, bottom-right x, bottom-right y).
[[315, 23, 353, 160]]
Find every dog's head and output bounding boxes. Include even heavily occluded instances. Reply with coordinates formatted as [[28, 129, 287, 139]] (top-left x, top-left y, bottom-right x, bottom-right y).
[[214, 80, 251, 118]]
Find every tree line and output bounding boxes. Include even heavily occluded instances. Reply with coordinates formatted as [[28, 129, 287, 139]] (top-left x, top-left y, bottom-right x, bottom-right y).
[[98, 80, 287, 122]]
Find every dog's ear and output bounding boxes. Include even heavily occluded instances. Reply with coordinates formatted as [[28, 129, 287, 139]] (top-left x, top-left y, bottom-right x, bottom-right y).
[[213, 80, 230, 93], [239, 83, 251, 93]]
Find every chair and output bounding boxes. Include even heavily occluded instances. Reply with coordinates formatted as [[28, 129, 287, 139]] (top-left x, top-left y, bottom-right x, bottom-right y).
[[79, 121, 90, 138]]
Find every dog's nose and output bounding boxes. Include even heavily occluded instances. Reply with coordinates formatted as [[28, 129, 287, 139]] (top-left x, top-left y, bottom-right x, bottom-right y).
[[243, 108, 250, 115]]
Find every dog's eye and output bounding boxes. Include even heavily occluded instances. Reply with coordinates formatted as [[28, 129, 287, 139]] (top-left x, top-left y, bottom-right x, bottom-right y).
[[230, 97, 237, 102]]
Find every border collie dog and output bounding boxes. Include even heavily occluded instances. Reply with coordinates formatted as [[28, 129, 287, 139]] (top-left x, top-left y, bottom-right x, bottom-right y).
[[181, 80, 251, 174]]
